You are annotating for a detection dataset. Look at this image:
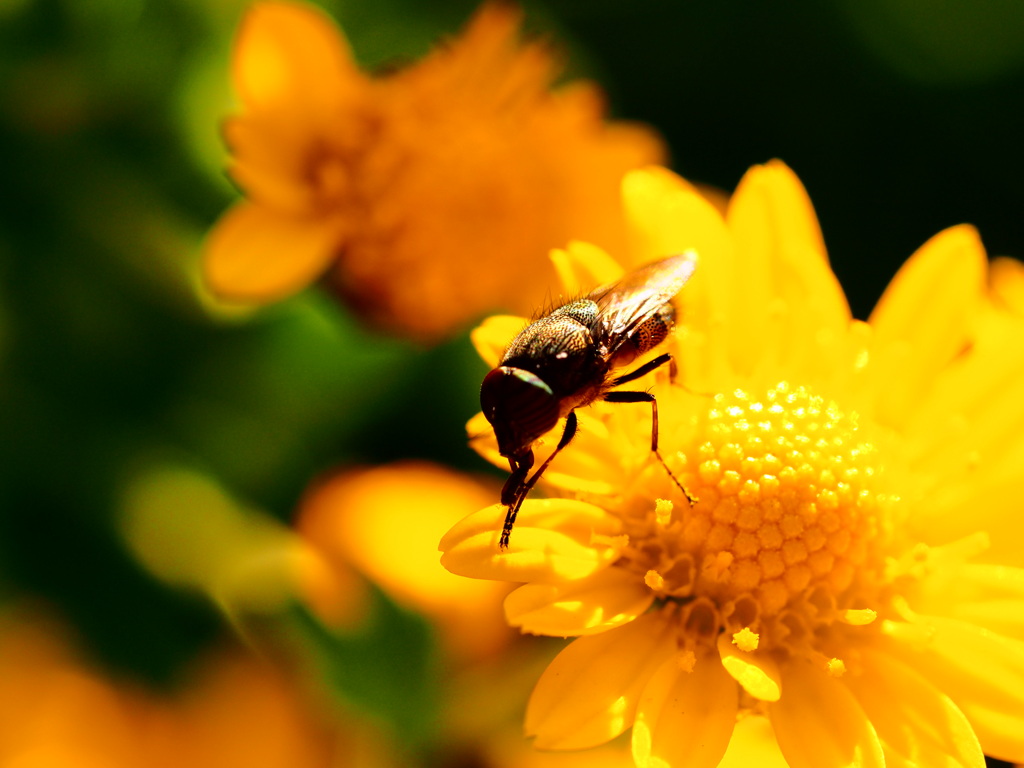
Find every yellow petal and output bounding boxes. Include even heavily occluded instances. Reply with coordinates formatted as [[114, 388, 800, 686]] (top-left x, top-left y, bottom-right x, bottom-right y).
[[438, 499, 624, 584], [989, 255, 1024, 314], [203, 202, 339, 301], [725, 160, 837, 379], [882, 615, 1024, 762], [912, 447, 1024, 569], [232, 1, 359, 119], [503, 566, 653, 636], [945, 599, 1024, 640], [718, 715, 789, 768], [768, 658, 885, 768], [632, 650, 738, 768], [845, 649, 984, 768], [948, 564, 1024, 639], [621, 166, 734, 390], [904, 368, 1023, 477], [717, 633, 782, 702], [867, 225, 987, 429], [467, 410, 622, 497], [470, 315, 528, 368], [466, 411, 504, 472], [525, 612, 677, 750], [773, 241, 851, 389], [911, 562, 1024, 639], [551, 242, 624, 298], [901, 315, 1024, 482], [621, 166, 732, 271]]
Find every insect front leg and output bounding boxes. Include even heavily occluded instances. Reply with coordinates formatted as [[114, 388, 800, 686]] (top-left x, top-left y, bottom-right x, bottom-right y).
[[602, 389, 697, 506], [501, 452, 534, 507], [500, 411, 579, 549]]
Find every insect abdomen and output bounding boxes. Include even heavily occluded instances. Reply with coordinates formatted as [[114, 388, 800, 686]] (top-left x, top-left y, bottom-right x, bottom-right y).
[[608, 303, 675, 369]]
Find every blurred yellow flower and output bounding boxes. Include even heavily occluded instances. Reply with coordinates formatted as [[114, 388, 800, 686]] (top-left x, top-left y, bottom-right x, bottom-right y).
[[297, 461, 515, 659], [204, 1, 664, 340], [442, 162, 1024, 766]]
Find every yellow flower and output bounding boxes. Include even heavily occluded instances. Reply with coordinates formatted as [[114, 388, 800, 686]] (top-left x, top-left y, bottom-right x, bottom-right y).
[[296, 461, 515, 660], [441, 162, 1024, 766], [204, 1, 663, 340]]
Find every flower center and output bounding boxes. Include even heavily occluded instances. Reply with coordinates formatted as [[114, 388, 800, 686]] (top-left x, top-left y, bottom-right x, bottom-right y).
[[625, 382, 893, 640]]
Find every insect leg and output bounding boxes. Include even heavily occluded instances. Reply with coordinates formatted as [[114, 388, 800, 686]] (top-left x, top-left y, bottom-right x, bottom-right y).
[[602, 390, 697, 506], [608, 352, 673, 388], [501, 452, 534, 507], [500, 411, 579, 549]]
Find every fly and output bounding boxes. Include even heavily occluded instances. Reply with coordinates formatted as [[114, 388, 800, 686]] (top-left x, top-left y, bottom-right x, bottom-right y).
[[479, 251, 698, 548]]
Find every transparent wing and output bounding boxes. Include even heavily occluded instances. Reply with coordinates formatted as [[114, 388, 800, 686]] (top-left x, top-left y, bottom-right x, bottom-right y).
[[587, 252, 698, 353]]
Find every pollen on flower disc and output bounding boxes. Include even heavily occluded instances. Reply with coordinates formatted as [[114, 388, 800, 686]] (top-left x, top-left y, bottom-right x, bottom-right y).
[[677, 383, 891, 617]]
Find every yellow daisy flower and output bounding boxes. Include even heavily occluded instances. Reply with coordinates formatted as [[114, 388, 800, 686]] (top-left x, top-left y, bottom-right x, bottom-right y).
[[204, 1, 663, 340], [441, 161, 1024, 767]]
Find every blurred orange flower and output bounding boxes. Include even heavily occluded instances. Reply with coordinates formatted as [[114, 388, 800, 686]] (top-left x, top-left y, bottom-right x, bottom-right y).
[[443, 163, 1024, 766], [297, 461, 515, 660], [989, 255, 1024, 316], [204, 1, 664, 340], [0, 611, 361, 768]]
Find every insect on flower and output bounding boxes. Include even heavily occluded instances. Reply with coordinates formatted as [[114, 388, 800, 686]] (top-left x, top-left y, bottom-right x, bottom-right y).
[[480, 251, 699, 548]]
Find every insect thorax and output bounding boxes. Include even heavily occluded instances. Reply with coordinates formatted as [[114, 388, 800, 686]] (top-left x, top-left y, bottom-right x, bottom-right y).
[[501, 301, 605, 400]]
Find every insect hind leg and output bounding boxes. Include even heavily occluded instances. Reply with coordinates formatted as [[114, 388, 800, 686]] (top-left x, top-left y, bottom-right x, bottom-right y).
[[602, 389, 697, 506]]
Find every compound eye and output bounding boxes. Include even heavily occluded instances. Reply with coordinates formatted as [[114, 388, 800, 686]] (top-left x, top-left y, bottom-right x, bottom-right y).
[[480, 367, 559, 457]]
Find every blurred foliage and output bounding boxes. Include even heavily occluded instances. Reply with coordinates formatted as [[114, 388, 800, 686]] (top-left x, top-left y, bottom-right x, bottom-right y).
[[0, 0, 1020, 762], [293, 595, 440, 752]]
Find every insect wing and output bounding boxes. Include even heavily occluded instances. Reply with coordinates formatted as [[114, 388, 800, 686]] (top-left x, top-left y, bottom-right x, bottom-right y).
[[587, 252, 697, 352]]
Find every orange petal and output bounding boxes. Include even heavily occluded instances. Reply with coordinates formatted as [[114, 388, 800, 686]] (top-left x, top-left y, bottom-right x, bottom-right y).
[[882, 615, 1024, 761], [845, 649, 985, 768], [223, 114, 317, 213], [203, 202, 339, 301], [524, 612, 677, 750], [438, 499, 624, 584], [867, 225, 987, 429], [717, 633, 782, 702], [503, 566, 653, 636], [232, 1, 360, 119], [632, 649, 738, 768], [768, 658, 885, 768]]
